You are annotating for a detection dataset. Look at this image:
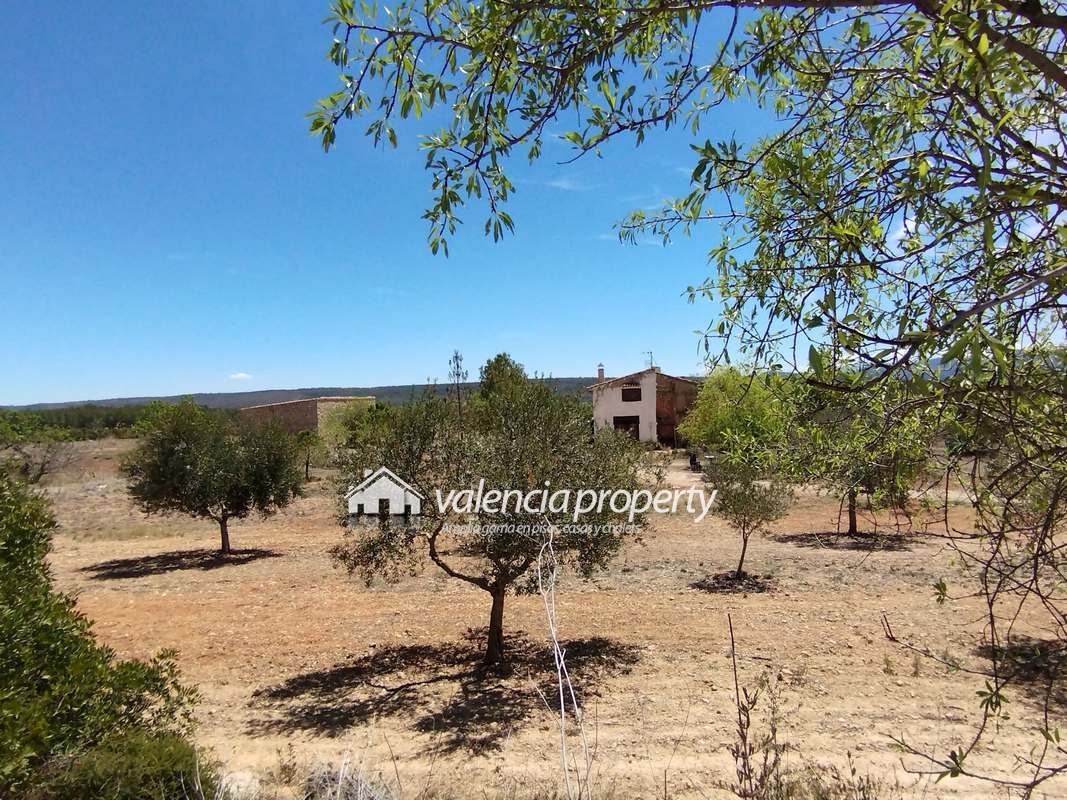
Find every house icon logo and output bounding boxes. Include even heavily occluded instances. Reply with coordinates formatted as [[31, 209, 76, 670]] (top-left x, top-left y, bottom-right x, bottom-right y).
[[346, 467, 424, 517]]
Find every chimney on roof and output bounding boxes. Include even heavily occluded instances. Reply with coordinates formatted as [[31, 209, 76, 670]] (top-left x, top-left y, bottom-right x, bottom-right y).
[[597, 363, 605, 382]]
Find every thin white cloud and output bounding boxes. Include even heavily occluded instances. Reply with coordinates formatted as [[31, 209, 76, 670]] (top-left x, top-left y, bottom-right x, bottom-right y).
[[543, 176, 593, 192], [888, 216, 917, 244], [516, 174, 597, 192], [228, 372, 253, 381], [594, 231, 662, 246], [622, 187, 668, 209]]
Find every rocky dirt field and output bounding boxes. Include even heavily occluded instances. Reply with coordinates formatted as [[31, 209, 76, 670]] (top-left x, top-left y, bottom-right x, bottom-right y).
[[41, 439, 1063, 798]]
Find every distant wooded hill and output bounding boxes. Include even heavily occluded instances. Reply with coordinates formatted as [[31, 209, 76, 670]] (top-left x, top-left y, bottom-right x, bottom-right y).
[[11, 378, 600, 411]]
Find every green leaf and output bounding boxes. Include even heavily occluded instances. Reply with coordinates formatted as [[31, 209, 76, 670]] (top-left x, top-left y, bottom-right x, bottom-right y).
[[808, 346, 825, 378]]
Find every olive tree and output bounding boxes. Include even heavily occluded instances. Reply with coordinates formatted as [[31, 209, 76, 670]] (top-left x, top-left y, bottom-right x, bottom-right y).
[[296, 429, 324, 480], [710, 449, 794, 580], [678, 369, 794, 576], [122, 400, 302, 554], [332, 354, 647, 666]]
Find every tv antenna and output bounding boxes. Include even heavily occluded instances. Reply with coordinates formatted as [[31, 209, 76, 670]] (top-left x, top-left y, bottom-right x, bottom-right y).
[[644, 350, 655, 369]]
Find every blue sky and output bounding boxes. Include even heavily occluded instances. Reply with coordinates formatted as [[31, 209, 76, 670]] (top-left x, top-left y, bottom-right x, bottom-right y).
[[1, 2, 765, 405]]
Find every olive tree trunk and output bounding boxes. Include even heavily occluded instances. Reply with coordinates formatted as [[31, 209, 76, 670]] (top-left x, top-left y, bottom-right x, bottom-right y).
[[219, 516, 231, 555], [846, 489, 859, 536], [484, 587, 506, 666], [736, 529, 751, 579]]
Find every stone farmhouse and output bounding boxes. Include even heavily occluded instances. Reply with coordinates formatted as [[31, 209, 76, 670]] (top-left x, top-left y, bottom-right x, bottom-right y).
[[588, 365, 699, 446], [237, 395, 374, 435]]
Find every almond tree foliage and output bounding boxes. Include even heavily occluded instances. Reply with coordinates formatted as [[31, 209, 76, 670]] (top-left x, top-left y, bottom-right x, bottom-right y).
[[122, 400, 303, 555], [788, 377, 941, 536], [677, 368, 790, 459], [312, 0, 1067, 786], [680, 369, 933, 536], [0, 476, 196, 793], [320, 399, 393, 454], [331, 354, 646, 666]]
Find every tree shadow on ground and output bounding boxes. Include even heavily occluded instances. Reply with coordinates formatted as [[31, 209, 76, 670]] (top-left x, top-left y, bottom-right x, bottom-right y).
[[248, 629, 640, 754], [79, 548, 281, 580], [690, 570, 773, 594], [975, 636, 1067, 708], [772, 530, 914, 551]]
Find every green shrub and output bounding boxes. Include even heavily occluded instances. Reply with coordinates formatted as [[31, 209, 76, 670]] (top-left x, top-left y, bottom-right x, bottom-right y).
[[677, 368, 790, 457], [0, 475, 197, 794], [26, 733, 217, 800]]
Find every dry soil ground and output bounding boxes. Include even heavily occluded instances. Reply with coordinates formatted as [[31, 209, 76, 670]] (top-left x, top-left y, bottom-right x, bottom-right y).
[[40, 439, 1065, 798]]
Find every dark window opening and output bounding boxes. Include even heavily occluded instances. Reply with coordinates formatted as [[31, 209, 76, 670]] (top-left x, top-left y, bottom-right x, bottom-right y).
[[613, 415, 641, 439], [621, 386, 642, 402], [378, 498, 391, 516]]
